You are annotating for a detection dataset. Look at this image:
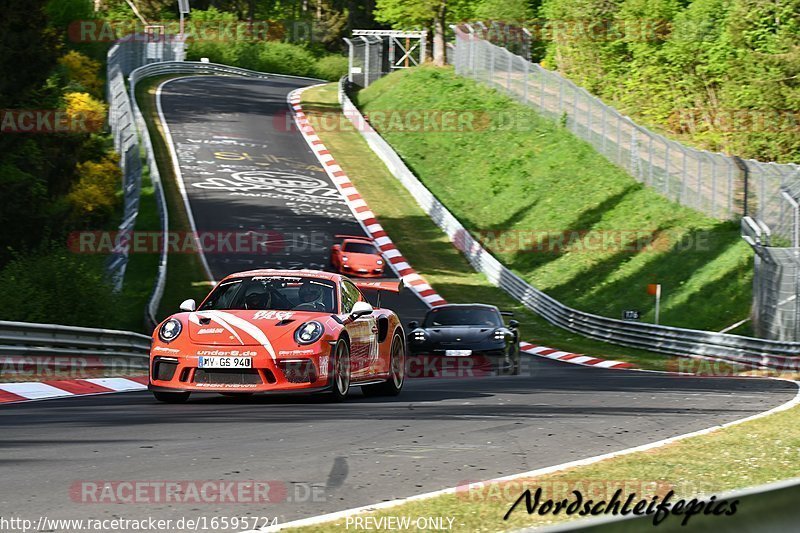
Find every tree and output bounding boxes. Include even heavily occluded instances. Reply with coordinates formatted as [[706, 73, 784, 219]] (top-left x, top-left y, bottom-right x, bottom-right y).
[[0, 0, 60, 108]]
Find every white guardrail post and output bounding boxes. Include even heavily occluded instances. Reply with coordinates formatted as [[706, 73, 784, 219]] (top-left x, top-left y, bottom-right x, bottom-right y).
[[337, 78, 800, 368]]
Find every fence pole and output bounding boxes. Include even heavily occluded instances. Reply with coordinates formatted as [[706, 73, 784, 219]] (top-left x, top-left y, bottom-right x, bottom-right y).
[[465, 24, 474, 75], [664, 142, 671, 196], [344, 38, 354, 83], [587, 96, 593, 143], [489, 44, 495, 85], [540, 68, 546, 110], [361, 36, 371, 87], [711, 157, 718, 218], [681, 149, 688, 203], [572, 89, 578, 133], [697, 155, 703, 211], [506, 49, 513, 94], [601, 105, 607, 154], [523, 59, 529, 103]]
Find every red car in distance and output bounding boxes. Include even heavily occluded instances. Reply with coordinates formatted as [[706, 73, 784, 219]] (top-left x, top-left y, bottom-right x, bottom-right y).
[[330, 235, 386, 278]]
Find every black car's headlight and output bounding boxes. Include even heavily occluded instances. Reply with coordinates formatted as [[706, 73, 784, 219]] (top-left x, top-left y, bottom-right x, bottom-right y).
[[492, 328, 508, 341], [295, 321, 324, 345], [158, 318, 182, 343], [411, 329, 427, 342]]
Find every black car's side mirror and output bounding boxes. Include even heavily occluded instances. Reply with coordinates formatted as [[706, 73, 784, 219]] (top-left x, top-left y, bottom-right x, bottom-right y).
[[408, 321, 419, 330], [508, 319, 519, 329]]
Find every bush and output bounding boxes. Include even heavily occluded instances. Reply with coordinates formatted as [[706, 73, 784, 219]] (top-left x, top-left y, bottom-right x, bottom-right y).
[[186, 39, 347, 80], [314, 55, 349, 81], [63, 91, 107, 134], [59, 51, 103, 97], [256, 42, 318, 77], [67, 154, 121, 227], [0, 244, 119, 328]]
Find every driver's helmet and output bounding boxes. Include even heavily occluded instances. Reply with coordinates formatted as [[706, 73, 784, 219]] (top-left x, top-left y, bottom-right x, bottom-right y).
[[298, 280, 323, 304], [244, 285, 271, 310]]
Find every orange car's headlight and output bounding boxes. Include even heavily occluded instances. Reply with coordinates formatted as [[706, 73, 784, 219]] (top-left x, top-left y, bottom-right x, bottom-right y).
[[158, 318, 183, 343], [295, 321, 324, 345]]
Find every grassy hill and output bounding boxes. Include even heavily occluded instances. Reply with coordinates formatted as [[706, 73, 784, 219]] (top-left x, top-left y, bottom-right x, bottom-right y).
[[356, 67, 752, 332]]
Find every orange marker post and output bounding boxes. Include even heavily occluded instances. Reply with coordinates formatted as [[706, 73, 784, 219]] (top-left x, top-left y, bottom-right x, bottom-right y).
[[647, 284, 662, 324]]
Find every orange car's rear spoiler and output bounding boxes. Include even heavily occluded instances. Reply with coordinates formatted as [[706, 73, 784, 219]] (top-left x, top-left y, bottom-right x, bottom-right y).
[[335, 234, 374, 242], [354, 280, 404, 294]]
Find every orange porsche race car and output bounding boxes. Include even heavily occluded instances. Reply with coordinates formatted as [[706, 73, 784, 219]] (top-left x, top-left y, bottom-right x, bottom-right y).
[[330, 235, 386, 278], [148, 270, 406, 403]]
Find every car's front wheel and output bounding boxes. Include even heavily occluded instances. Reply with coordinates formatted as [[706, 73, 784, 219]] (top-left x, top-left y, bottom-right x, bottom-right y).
[[153, 391, 191, 403], [328, 338, 351, 402], [363, 332, 405, 397]]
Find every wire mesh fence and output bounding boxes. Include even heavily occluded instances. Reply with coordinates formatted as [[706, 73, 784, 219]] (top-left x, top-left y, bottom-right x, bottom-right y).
[[343, 36, 383, 88], [452, 26, 800, 239], [752, 248, 800, 341], [345, 31, 427, 88], [105, 34, 184, 292], [454, 26, 800, 340]]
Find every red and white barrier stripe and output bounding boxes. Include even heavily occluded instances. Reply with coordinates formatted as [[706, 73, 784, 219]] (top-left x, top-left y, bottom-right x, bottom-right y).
[[0, 377, 147, 404], [520, 342, 635, 369], [288, 87, 637, 371], [289, 90, 446, 308]]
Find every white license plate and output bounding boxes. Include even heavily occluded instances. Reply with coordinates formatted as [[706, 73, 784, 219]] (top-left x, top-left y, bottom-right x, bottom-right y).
[[445, 350, 472, 357], [198, 356, 252, 369]]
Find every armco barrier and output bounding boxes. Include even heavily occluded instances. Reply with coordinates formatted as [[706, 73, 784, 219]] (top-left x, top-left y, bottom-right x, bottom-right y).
[[338, 79, 800, 368], [123, 61, 321, 329], [0, 320, 150, 368]]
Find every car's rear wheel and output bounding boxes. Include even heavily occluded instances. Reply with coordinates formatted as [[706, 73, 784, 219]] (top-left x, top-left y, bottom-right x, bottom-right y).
[[153, 391, 191, 403], [362, 333, 405, 397], [328, 339, 351, 402]]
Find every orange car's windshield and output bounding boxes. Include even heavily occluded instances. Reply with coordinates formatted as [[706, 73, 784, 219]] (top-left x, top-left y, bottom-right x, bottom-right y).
[[198, 276, 337, 313], [343, 242, 377, 255]]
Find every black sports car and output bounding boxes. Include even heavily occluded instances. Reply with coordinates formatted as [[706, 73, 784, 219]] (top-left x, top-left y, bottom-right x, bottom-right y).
[[407, 304, 521, 375]]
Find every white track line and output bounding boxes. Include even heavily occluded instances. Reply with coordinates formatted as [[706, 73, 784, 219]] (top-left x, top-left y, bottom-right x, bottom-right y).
[[156, 77, 216, 283], [249, 379, 800, 532], [238, 86, 800, 532]]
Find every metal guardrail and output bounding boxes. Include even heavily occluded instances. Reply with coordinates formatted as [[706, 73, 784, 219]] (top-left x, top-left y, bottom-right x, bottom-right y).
[[518, 477, 800, 532], [0, 320, 150, 364], [338, 79, 800, 368], [106, 35, 185, 294]]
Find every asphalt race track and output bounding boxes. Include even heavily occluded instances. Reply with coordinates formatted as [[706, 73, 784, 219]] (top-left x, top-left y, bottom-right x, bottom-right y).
[[0, 76, 796, 528], [157, 75, 428, 322]]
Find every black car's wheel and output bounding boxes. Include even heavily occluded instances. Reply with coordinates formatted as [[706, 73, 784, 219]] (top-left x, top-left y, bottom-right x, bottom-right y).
[[363, 333, 405, 397], [153, 391, 191, 403], [328, 338, 351, 402]]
